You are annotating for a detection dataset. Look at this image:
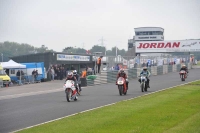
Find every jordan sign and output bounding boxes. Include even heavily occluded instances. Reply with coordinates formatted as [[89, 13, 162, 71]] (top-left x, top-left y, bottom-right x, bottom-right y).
[[135, 40, 200, 53]]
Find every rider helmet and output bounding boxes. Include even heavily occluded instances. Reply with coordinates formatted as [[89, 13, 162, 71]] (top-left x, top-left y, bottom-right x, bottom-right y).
[[68, 72, 73, 78], [182, 64, 186, 68], [119, 68, 125, 73], [143, 66, 147, 71], [73, 70, 77, 75]]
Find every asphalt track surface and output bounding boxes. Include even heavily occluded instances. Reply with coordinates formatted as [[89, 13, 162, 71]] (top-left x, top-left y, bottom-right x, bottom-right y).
[[0, 69, 200, 133]]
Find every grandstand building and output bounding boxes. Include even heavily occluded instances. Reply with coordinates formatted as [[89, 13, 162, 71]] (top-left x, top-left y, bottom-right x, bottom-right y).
[[127, 27, 164, 55]]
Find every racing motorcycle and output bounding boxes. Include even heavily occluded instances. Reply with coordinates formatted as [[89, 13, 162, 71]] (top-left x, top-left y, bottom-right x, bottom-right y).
[[63, 80, 78, 102], [139, 74, 148, 92], [116, 77, 127, 96], [179, 70, 186, 81]]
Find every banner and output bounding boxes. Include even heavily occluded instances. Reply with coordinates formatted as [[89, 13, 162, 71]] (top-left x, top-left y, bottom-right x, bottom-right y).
[[57, 54, 90, 61], [135, 40, 200, 53], [123, 59, 127, 65]]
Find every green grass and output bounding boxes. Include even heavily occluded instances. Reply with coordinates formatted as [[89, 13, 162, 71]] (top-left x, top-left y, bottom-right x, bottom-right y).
[[197, 61, 200, 66], [17, 80, 200, 133]]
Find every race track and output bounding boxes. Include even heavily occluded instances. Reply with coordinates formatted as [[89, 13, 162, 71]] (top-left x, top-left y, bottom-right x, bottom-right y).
[[0, 68, 199, 133]]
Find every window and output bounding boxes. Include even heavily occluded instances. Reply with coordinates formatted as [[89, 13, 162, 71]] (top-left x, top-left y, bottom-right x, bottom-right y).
[[11, 69, 15, 74]]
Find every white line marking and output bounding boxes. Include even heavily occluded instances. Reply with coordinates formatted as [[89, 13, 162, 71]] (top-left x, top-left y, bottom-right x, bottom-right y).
[[0, 87, 86, 100], [13, 79, 200, 133]]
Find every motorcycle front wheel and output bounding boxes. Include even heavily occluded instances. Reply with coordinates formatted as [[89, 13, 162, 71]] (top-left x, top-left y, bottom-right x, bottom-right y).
[[118, 85, 123, 96], [66, 88, 72, 102], [144, 83, 147, 92], [141, 82, 144, 92], [181, 74, 185, 81]]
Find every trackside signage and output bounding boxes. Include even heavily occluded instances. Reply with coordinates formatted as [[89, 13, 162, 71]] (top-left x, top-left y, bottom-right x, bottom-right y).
[[57, 54, 90, 61], [135, 40, 200, 53]]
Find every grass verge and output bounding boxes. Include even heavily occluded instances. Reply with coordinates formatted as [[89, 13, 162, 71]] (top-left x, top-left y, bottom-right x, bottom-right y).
[[197, 61, 200, 66], [17, 80, 200, 133]]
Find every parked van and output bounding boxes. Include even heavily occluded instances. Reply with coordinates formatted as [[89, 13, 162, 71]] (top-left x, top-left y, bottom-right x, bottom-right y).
[[0, 64, 11, 86]]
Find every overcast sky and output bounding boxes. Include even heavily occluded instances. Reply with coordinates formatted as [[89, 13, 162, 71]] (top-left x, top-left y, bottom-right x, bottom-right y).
[[0, 0, 199, 52]]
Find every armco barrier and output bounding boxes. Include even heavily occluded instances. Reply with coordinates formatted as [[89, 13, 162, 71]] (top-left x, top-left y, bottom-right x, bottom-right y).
[[157, 66, 163, 75], [86, 79, 94, 86], [187, 63, 192, 69], [94, 72, 108, 85], [137, 68, 142, 77], [107, 70, 118, 83], [163, 65, 168, 74], [168, 65, 173, 73], [177, 64, 181, 72], [151, 66, 157, 75], [173, 65, 177, 72]]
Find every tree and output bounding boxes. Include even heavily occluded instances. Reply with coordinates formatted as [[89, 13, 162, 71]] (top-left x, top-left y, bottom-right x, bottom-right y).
[[0, 41, 55, 61]]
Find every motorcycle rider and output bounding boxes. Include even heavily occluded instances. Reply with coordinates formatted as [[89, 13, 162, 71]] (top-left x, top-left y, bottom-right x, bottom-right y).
[[65, 72, 78, 91], [138, 67, 151, 88], [73, 70, 81, 92], [179, 64, 188, 78], [180, 64, 188, 73], [116, 68, 129, 90]]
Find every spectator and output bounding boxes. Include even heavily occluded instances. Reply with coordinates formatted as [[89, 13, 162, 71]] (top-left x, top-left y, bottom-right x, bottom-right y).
[[97, 56, 103, 74], [57, 68, 61, 80], [114, 64, 120, 71], [35, 70, 38, 80], [16, 70, 21, 80], [134, 63, 137, 68], [55, 67, 58, 80], [60, 67, 64, 80], [71, 65, 75, 70], [21, 70, 25, 80], [50, 67, 55, 81], [32, 69, 36, 83], [81, 68, 87, 78]]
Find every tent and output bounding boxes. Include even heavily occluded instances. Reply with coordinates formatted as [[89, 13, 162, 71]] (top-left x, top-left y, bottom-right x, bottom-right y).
[[1, 60, 26, 69]]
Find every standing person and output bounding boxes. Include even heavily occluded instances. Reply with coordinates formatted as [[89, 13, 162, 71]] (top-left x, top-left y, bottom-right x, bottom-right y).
[[97, 56, 102, 74], [114, 64, 120, 71], [35, 70, 38, 81], [71, 65, 75, 71], [50, 67, 55, 81], [16, 70, 21, 80], [55, 67, 58, 80], [57, 68, 60, 80], [60, 67, 64, 80], [32, 69, 36, 83]]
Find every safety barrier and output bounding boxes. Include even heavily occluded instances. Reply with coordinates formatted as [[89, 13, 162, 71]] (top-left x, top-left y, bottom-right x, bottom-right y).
[[157, 66, 163, 75], [177, 64, 181, 72], [150, 66, 157, 76], [173, 65, 177, 72], [168, 65, 173, 73], [163, 65, 168, 74]]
